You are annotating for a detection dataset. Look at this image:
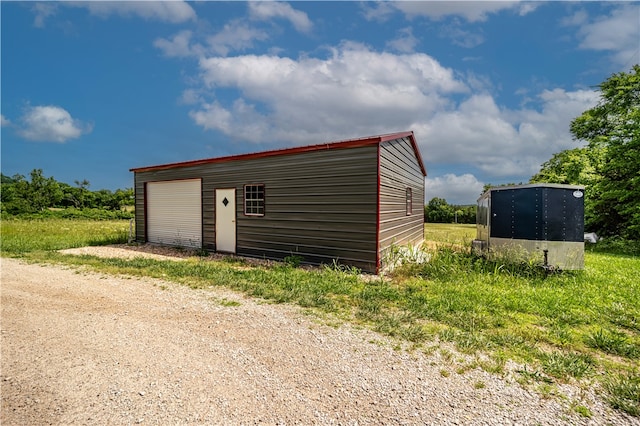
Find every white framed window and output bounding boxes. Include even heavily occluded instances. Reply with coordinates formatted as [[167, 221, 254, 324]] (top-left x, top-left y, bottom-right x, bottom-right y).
[[406, 187, 412, 216], [244, 184, 265, 216]]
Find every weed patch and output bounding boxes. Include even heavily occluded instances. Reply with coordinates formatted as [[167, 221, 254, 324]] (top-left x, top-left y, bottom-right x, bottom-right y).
[[540, 351, 595, 380], [584, 329, 639, 359], [603, 372, 640, 416]]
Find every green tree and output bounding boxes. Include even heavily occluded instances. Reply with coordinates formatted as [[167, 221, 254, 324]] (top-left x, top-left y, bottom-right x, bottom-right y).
[[570, 65, 640, 239], [425, 197, 454, 223], [26, 169, 64, 211], [63, 179, 94, 209], [0, 174, 29, 214], [530, 147, 604, 229], [1, 174, 16, 184], [0, 170, 62, 213]]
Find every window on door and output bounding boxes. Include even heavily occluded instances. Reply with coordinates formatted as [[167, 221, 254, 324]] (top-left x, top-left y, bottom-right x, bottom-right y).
[[244, 184, 265, 216]]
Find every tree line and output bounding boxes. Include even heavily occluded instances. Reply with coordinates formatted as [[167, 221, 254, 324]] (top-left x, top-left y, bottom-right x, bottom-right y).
[[1, 169, 134, 217], [424, 198, 476, 224]]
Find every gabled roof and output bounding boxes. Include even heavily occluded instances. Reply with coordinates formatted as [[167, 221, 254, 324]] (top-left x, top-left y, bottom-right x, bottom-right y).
[[130, 131, 426, 176]]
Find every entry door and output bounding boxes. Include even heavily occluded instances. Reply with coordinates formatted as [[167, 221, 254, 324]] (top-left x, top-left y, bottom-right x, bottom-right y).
[[215, 188, 236, 253]]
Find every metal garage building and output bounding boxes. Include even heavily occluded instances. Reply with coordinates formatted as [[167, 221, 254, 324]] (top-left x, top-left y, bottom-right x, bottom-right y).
[[130, 131, 426, 273]]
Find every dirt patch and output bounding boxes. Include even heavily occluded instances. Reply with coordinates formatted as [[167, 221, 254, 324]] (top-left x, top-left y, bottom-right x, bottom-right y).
[[59, 244, 286, 268], [1, 258, 634, 425]]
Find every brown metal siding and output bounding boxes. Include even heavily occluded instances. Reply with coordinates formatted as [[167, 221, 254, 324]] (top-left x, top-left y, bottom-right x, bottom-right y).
[[134, 145, 379, 271], [378, 137, 425, 268]]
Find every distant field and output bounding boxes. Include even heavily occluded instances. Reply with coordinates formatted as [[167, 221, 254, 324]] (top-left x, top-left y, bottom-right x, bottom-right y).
[[424, 223, 476, 244]]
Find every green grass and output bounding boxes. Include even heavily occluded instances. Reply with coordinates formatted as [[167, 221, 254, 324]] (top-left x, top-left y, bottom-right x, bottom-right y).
[[424, 223, 476, 245], [1, 218, 639, 417], [1, 218, 129, 254]]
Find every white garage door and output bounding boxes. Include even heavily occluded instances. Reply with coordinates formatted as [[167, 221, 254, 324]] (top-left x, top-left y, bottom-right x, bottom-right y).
[[146, 179, 202, 248]]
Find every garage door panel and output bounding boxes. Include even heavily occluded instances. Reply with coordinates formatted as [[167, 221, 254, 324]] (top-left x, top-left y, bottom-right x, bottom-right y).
[[147, 179, 202, 248]]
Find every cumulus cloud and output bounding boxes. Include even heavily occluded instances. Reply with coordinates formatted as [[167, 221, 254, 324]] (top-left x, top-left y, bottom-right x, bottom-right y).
[[416, 88, 599, 179], [190, 42, 467, 143], [18, 105, 92, 143], [207, 21, 270, 56], [386, 27, 419, 53], [186, 42, 599, 184], [154, 30, 199, 58], [391, 1, 534, 23], [426, 174, 485, 205], [567, 4, 640, 66], [71, 1, 196, 23], [1, 114, 11, 127], [155, 23, 270, 58], [248, 1, 313, 33], [36, 1, 196, 25], [360, 2, 396, 22]]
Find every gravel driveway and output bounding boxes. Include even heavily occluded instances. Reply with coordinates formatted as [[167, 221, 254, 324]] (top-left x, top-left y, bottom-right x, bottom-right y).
[[1, 256, 635, 425]]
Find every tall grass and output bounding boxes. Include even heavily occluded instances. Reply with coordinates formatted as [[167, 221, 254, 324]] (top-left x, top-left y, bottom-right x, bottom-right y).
[[424, 223, 476, 245], [2, 219, 639, 416], [1, 218, 129, 254]]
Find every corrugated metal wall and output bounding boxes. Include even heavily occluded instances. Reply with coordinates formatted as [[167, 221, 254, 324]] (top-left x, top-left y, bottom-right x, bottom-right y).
[[134, 145, 379, 271], [378, 137, 425, 267]]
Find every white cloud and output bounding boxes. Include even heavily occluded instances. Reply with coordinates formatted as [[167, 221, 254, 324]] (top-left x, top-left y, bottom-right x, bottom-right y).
[[153, 3, 313, 60], [416, 88, 599, 179], [191, 42, 467, 144], [363, 1, 538, 23], [426, 174, 485, 205], [32, 2, 57, 27], [392, 1, 530, 23], [32, 1, 196, 27], [440, 23, 484, 48], [207, 21, 270, 56], [62, 1, 196, 24], [561, 9, 588, 27], [18, 105, 92, 143], [154, 30, 200, 58], [179, 89, 203, 106], [569, 4, 640, 66], [248, 1, 313, 33], [386, 27, 419, 53], [360, 2, 396, 22], [155, 23, 270, 59], [186, 43, 598, 187], [1, 114, 11, 127]]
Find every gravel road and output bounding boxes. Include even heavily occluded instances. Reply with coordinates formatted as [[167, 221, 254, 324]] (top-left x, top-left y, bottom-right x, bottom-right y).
[[1, 255, 636, 425]]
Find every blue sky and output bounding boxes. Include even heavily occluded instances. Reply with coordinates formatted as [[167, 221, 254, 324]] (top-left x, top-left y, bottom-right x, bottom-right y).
[[2, 1, 638, 204]]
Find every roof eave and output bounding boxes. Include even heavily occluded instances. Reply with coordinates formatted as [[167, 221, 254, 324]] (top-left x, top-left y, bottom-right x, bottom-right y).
[[130, 131, 426, 176]]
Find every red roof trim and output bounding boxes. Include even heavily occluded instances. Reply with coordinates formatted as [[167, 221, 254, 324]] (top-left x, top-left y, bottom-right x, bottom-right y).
[[375, 143, 382, 274], [130, 131, 426, 176]]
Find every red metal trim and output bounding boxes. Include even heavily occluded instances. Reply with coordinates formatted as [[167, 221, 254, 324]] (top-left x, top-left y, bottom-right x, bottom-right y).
[[199, 178, 204, 248], [130, 131, 424, 174], [375, 143, 381, 274], [406, 132, 427, 177]]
